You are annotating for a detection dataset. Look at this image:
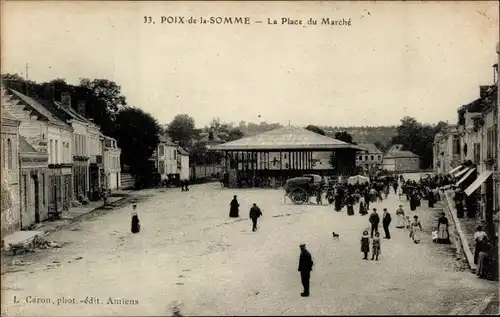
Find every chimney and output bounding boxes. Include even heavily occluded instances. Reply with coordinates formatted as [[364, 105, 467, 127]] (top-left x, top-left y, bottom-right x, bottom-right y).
[[77, 100, 86, 117], [479, 85, 491, 99], [61, 92, 71, 109], [42, 84, 55, 101]]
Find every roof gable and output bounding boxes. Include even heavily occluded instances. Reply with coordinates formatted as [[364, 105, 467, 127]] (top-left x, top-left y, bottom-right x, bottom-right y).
[[357, 143, 382, 154], [211, 126, 364, 151], [384, 150, 419, 159], [9, 89, 72, 129]]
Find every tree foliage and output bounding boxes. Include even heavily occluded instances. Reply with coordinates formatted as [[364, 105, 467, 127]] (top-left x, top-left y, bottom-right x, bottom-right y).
[[305, 125, 326, 135], [334, 131, 354, 144], [114, 107, 161, 176], [166, 114, 197, 148], [390, 116, 443, 169]]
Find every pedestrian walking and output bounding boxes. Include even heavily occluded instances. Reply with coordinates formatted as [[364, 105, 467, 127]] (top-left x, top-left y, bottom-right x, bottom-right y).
[[474, 226, 488, 264], [371, 232, 381, 260], [369, 208, 380, 238], [409, 215, 422, 244], [395, 205, 405, 228], [436, 212, 451, 244], [183, 180, 189, 191], [392, 182, 398, 195], [229, 195, 240, 218], [361, 230, 370, 260], [298, 244, 314, 297], [249, 203, 262, 232], [382, 208, 391, 239], [131, 204, 140, 233]]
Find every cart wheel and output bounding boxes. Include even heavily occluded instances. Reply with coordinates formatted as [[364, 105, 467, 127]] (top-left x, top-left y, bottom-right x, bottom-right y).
[[291, 188, 308, 205]]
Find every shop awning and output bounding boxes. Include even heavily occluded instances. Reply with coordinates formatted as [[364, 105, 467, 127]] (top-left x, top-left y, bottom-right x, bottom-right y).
[[456, 168, 476, 186], [464, 170, 493, 196], [449, 165, 464, 175], [454, 167, 471, 178]]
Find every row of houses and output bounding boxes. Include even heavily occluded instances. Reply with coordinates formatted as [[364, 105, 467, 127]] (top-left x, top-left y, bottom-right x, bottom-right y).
[[355, 143, 420, 173], [1, 85, 121, 237], [433, 43, 499, 223]]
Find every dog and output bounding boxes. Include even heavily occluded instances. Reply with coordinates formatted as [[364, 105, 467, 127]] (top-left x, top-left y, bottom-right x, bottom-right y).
[[332, 232, 340, 240]]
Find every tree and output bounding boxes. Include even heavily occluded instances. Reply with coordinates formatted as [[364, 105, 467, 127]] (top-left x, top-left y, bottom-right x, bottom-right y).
[[305, 125, 326, 135], [390, 116, 444, 169], [114, 107, 161, 180], [166, 114, 197, 148], [226, 128, 244, 142], [334, 131, 354, 144]]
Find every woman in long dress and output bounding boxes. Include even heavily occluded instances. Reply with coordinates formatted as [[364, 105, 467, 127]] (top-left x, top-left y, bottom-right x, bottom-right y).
[[474, 226, 488, 264], [395, 205, 405, 228], [229, 195, 240, 218], [437, 212, 451, 244], [131, 204, 140, 234], [410, 215, 422, 244]]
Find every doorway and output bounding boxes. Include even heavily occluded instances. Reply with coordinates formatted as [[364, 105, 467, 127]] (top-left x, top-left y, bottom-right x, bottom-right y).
[[33, 175, 40, 223]]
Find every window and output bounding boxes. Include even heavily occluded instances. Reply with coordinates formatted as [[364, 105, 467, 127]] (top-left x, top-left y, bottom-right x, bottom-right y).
[[473, 143, 481, 164], [452, 136, 460, 154], [159, 145, 164, 157], [55, 140, 59, 164], [365, 155, 368, 161], [378, 155, 381, 160], [159, 161, 165, 174], [370, 155, 374, 161], [49, 140, 53, 164], [7, 139, 12, 169], [487, 127, 497, 159], [358, 156, 362, 161]]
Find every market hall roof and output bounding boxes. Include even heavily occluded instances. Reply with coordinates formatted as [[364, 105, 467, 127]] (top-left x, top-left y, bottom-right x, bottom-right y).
[[210, 126, 365, 151]]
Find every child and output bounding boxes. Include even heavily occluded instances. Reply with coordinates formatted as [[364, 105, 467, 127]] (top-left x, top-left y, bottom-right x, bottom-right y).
[[361, 230, 370, 260], [405, 215, 411, 229], [432, 229, 439, 243], [131, 204, 140, 233], [371, 232, 381, 260]]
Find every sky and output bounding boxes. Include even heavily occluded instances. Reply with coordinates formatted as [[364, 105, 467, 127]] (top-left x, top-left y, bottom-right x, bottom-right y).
[[2, 1, 499, 128]]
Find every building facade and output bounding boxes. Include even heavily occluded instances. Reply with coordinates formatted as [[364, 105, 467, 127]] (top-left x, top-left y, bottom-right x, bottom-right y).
[[178, 147, 190, 181], [4, 88, 74, 215], [156, 135, 179, 181], [19, 136, 49, 229], [102, 135, 121, 192], [433, 125, 462, 174], [0, 107, 21, 236], [382, 151, 420, 172], [356, 143, 383, 171]]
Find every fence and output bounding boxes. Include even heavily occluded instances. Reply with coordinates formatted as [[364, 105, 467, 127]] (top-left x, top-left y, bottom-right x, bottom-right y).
[[190, 164, 224, 180]]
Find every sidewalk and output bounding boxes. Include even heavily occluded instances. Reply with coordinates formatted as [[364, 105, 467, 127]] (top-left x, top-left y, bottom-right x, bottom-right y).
[[1, 193, 130, 251]]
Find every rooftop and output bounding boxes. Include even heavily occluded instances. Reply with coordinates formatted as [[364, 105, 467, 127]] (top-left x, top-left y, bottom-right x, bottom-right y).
[[178, 147, 189, 155], [211, 126, 364, 151], [357, 143, 382, 154], [9, 89, 71, 130], [384, 150, 419, 159]]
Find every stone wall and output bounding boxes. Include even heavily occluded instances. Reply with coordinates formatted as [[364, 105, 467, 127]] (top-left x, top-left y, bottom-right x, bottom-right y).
[[1, 167, 20, 238]]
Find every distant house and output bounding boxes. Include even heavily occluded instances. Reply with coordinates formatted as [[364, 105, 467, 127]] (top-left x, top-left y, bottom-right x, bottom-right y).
[[177, 147, 190, 181], [382, 150, 420, 172], [198, 130, 227, 149], [155, 134, 178, 181], [356, 143, 383, 171]]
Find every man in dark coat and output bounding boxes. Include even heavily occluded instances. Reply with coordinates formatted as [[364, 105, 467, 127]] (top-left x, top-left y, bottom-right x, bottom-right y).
[[382, 208, 391, 239], [369, 208, 380, 238], [229, 195, 240, 218], [298, 244, 314, 297], [249, 203, 262, 232]]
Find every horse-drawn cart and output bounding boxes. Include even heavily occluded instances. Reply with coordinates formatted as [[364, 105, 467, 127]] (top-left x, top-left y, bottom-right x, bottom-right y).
[[284, 174, 323, 204]]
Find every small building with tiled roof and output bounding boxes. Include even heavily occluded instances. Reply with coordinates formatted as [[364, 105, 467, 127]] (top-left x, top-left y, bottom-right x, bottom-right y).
[[154, 134, 189, 185], [210, 126, 364, 187], [382, 150, 420, 172]]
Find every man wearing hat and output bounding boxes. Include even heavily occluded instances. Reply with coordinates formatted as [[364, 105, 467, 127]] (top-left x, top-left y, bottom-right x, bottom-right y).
[[298, 244, 314, 297], [249, 203, 263, 232]]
